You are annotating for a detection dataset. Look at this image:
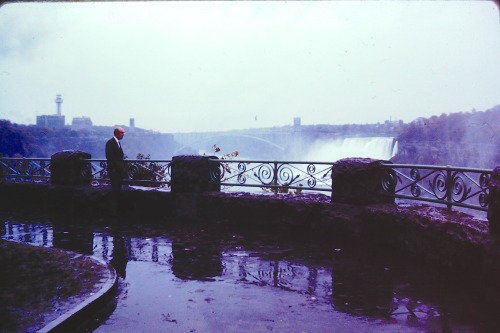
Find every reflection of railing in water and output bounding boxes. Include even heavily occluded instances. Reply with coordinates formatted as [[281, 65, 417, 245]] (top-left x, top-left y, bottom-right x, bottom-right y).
[[2, 222, 52, 245], [0, 157, 494, 212], [0, 221, 332, 297], [0, 219, 454, 322]]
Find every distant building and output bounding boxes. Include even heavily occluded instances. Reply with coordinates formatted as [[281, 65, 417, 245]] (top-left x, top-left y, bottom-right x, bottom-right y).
[[293, 117, 301, 127], [36, 114, 65, 129], [72, 116, 93, 130], [36, 94, 66, 129]]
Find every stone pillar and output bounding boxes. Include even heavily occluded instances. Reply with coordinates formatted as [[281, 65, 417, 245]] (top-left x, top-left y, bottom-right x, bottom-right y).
[[331, 158, 394, 205], [487, 167, 500, 234], [171, 155, 220, 193], [50, 150, 92, 186]]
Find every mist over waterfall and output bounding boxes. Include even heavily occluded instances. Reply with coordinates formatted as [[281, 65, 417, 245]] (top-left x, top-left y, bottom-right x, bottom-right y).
[[304, 137, 398, 162]]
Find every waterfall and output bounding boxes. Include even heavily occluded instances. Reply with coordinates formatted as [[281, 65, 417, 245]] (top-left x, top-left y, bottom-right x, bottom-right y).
[[303, 137, 398, 162]]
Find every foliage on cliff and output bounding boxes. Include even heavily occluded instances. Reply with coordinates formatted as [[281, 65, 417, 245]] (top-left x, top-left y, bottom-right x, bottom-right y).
[[0, 120, 42, 157], [392, 105, 500, 167], [0, 120, 101, 157], [398, 107, 500, 144], [0, 121, 176, 159]]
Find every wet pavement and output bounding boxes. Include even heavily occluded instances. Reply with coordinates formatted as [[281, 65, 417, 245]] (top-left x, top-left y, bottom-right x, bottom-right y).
[[2, 213, 500, 333]]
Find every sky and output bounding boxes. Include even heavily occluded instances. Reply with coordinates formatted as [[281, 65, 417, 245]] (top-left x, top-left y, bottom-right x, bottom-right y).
[[0, 1, 500, 133]]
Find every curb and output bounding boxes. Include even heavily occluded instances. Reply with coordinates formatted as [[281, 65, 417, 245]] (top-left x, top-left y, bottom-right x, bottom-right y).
[[38, 256, 118, 333]]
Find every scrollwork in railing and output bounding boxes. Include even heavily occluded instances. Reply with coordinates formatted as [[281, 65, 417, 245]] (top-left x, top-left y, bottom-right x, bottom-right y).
[[449, 170, 490, 207], [381, 167, 397, 194], [254, 163, 275, 185], [210, 162, 223, 183], [429, 170, 447, 200], [478, 172, 490, 208], [305, 164, 316, 188], [212, 160, 245, 188], [208, 159, 333, 193], [236, 162, 247, 184], [276, 163, 299, 187], [409, 168, 422, 197], [382, 164, 491, 211], [448, 171, 469, 203]]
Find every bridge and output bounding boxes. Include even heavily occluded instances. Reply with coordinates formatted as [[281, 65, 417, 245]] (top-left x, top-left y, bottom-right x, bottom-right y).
[[172, 121, 403, 160]]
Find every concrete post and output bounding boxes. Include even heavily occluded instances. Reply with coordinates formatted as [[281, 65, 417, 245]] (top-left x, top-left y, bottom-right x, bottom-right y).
[[50, 150, 91, 186], [331, 158, 394, 205], [487, 167, 500, 234], [171, 155, 221, 193]]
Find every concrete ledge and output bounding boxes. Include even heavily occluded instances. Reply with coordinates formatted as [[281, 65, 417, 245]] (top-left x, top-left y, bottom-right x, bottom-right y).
[[1, 182, 498, 287], [38, 256, 117, 333], [360, 203, 491, 274]]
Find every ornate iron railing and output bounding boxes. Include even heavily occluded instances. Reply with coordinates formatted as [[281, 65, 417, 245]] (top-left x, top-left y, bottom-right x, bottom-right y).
[[0, 158, 52, 182], [0, 157, 494, 212], [381, 164, 491, 211], [0, 158, 172, 187], [208, 158, 333, 194], [87, 159, 172, 187]]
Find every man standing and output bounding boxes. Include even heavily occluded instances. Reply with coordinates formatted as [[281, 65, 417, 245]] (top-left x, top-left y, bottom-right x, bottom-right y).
[[105, 127, 127, 193]]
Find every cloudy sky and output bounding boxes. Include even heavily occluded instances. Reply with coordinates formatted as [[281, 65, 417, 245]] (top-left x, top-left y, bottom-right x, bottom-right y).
[[0, 1, 499, 133]]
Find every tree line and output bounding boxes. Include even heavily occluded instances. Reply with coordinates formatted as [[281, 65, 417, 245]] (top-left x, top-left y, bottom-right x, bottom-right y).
[[0, 121, 175, 159], [392, 105, 500, 168], [2, 105, 500, 168]]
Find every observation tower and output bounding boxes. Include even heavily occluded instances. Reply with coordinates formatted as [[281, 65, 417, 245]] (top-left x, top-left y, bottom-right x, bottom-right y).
[[55, 94, 63, 116]]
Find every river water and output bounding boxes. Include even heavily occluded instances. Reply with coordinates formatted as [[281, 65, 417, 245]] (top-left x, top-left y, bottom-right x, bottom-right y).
[[2, 212, 500, 333]]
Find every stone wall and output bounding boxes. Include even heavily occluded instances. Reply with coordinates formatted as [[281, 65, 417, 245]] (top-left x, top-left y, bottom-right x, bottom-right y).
[[1, 182, 499, 287], [171, 155, 220, 193], [50, 150, 91, 186], [331, 158, 393, 205]]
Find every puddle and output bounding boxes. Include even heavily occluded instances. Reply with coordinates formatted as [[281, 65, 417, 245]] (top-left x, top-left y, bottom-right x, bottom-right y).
[[2, 214, 500, 332]]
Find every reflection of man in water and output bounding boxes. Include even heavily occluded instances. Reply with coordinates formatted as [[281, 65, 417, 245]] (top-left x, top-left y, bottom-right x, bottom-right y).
[[111, 233, 128, 278], [105, 127, 127, 193]]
